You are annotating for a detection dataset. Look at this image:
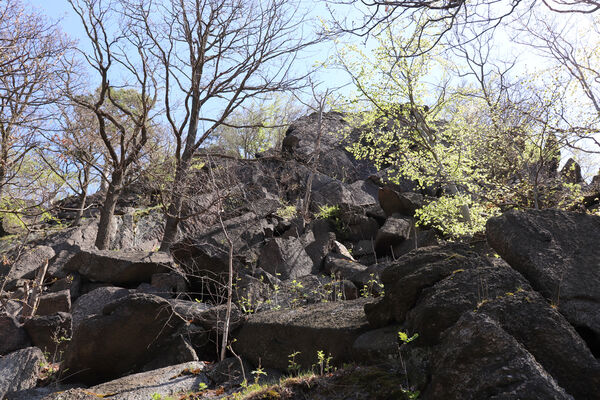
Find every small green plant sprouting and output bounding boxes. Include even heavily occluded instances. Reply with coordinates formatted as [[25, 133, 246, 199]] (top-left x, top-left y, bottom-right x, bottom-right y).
[[288, 351, 302, 376], [275, 203, 298, 219], [315, 204, 341, 220], [360, 273, 384, 298], [197, 382, 208, 392], [316, 350, 333, 375], [251, 361, 267, 384], [398, 331, 420, 399]]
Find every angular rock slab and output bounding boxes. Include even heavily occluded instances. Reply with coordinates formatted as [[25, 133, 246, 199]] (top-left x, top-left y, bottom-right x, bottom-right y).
[[235, 298, 371, 370], [374, 216, 413, 256], [71, 286, 131, 330], [486, 209, 600, 353], [259, 236, 313, 280], [0, 347, 45, 399], [38, 362, 208, 400], [3, 245, 55, 289], [0, 313, 30, 355], [64, 249, 174, 284], [63, 293, 186, 385]]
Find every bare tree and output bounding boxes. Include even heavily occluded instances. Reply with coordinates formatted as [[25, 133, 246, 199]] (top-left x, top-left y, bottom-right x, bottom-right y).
[[65, 0, 158, 249], [515, 12, 600, 155], [38, 101, 105, 226], [126, 0, 321, 251], [326, 0, 600, 55], [0, 0, 71, 225]]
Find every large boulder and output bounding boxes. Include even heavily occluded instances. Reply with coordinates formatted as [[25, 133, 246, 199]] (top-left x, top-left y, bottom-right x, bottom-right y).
[[24, 313, 72, 357], [0, 347, 45, 399], [378, 188, 424, 217], [34, 362, 209, 400], [35, 290, 71, 316], [63, 293, 187, 384], [173, 212, 274, 278], [170, 300, 244, 334], [364, 243, 600, 399], [234, 298, 371, 370], [0, 313, 30, 355], [3, 246, 55, 290], [71, 286, 131, 330], [258, 236, 313, 280], [486, 209, 600, 355], [374, 216, 413, 256], [282, 111, 376, 183], [64, 249, 174, 284], [477, 290, 600, 399], [424, 312, 573, 400]]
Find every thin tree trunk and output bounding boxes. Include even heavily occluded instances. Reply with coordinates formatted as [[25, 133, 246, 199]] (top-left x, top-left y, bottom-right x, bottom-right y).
[[73, 166, 91, 226], [95, 171, 123, 250], [159, 198, 182, 251], [159, 152, 193, 251], [303, 105, 324, 219], [219, 218, 234, 361]]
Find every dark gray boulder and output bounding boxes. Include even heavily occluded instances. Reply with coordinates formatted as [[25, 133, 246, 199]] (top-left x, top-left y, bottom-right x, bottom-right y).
[[374, 216, 413, 256], [486, 209, 600, 356], [258, 236, 313, 280], [0, 313, 30, 355], [234, 298, 371, 370], [0, 347, 45, 399], [24, 312, 72, 357], [173, 212, 272, 278], [3, 246, 55, 290], [378, 187, 424, 217], [37, 362, 209, 400], [63, 293, 187, 384], [478, 290, 600, 400], [35, 290, 71, 316], [64, 249, 174, 284], [71, 286, 131, 330], [424, 312, 573, 400]]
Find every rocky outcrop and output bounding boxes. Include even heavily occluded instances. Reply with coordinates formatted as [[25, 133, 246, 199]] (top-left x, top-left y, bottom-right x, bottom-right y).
[[486, 209, 600, 357], [64, 249, 174, 284], [425, 312, 573, 400], [364, 243, 600, 399], [235, 298, 371, 370]]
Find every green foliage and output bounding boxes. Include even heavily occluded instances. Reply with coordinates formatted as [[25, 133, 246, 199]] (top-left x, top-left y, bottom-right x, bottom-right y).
[[398, 331, 419, 345], [251, 365, 267, 384], [315, 204, 341, 220], [315, 350, 333, 375], [287, 351, 302, 376], [360, 273, 384, 298], [414, 194, 496, 237], [275, 203, 297, 219]]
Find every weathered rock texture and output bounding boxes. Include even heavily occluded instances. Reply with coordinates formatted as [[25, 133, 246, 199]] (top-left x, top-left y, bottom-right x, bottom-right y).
[[63, 293, 187, 384], [64, 249, 174, 284], [486, 209, 600, 357], [235, 298, 371, 370]]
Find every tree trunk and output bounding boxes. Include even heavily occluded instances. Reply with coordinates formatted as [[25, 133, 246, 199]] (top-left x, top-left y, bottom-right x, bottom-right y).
[[95, 171, 123, 250], [159, 200, 182, 252], [158, 155, 192, 251], [73, 165, 91, 226]]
